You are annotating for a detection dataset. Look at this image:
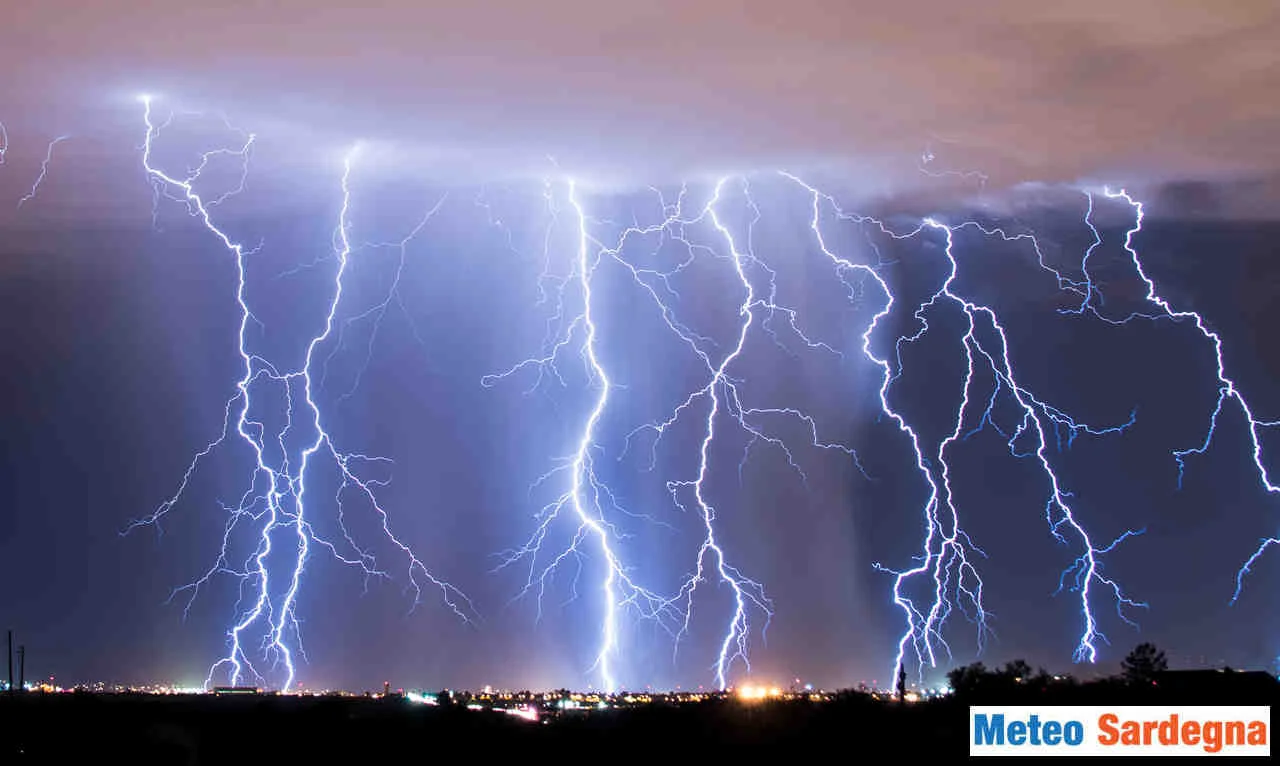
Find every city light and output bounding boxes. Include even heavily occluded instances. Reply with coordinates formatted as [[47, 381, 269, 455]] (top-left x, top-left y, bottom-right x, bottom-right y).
[[736, 684, 784, 701]]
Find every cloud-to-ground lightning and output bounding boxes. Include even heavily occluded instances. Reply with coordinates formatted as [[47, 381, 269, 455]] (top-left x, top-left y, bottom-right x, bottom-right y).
[[486, 180, 680, 693], [16, 134, 70, 209], [95, 90, 1280, 694], [1058, 189, 1280, 603], [782, 173, 1144, 683], [489, 178, 870, 691], [124, 98, 471, 691], [637, 179, 872, 690]]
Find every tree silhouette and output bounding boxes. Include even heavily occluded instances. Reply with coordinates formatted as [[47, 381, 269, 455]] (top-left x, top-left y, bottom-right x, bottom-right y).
[[1122, 642, 1168, 685], [1002, 660, 1032, 682], [946, 662, 988, 696]]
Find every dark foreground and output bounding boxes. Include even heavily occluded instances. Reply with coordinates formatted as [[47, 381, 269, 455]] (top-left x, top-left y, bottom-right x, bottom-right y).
[[1, 673, 1276, 761]]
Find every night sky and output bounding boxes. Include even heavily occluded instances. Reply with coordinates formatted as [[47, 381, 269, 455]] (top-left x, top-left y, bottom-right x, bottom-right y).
[[1, 2, 1279, 693]]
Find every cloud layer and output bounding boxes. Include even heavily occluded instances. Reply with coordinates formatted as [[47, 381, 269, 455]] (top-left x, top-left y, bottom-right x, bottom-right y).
[[5, 1, 1279, 199]]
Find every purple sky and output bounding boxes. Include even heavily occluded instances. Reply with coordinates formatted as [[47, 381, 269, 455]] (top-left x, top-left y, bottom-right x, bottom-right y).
[[4, 2, 1279, 199], [2, 1, 1280, 693]]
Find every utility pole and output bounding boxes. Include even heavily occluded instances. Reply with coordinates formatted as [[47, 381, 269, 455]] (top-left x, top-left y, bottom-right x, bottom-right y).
[[16, 645, 24, 692], [7, 630, 12, 695]]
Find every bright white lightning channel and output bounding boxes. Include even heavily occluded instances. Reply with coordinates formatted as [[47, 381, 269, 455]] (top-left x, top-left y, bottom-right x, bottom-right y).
[[115, 98, 1274, 691], [490, 178, 867, 691], [783, 173, 1143, 682], [126, 98, 471, 691]]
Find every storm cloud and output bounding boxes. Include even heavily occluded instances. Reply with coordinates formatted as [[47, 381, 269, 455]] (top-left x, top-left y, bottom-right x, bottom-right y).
[[4, 1, 1278, 199]]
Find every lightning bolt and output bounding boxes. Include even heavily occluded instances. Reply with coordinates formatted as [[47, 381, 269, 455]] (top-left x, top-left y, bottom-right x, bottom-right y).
[[783, 173, 1143, 682], [16, 134, 70, 209], [320, 192, 449, 402], [486, 180, 680, 693], [650, 179, 778, 692], [0, 120, 8, 165], [124, 97, 472, 692], [1062, 189, 1280, 602], [100, 92, 1274, 692], [491, 177, 867, 691], [641, 178, 868, 690]]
